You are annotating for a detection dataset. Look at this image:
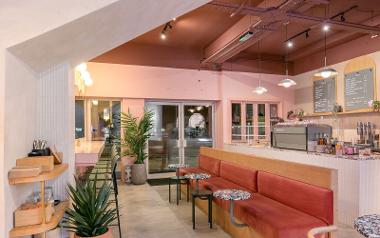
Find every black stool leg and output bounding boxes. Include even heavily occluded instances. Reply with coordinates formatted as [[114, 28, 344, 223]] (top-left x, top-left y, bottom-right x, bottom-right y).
[[209, 196, 212, 229], [114, 190, 122, 238], [168, 178, 171, 203], [176, 179, 179, 205], [192, 195, 196, 229], [187, 182, 189, 202]]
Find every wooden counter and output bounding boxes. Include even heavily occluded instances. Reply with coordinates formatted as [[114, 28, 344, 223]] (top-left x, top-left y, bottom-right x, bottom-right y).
[[75, 141, 105, 167], [224, 143, 380, 227]]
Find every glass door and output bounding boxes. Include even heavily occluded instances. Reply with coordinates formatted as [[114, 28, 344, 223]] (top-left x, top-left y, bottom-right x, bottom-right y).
[[183, 104, 213, 167], [146, 102, 214, 174], [146, 103, 180, 173]]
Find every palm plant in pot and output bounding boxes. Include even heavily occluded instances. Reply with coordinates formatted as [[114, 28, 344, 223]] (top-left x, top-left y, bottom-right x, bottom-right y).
[[62, 176, 117, 238], [120, 110, 154, 185]]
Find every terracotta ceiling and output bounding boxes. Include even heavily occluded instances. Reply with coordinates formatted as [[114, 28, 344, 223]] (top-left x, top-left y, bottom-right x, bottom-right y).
[[92, 0, 380, 75]]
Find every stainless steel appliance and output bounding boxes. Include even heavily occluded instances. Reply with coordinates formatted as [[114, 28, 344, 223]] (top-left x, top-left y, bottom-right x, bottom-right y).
[[271, 122, 332, 151]]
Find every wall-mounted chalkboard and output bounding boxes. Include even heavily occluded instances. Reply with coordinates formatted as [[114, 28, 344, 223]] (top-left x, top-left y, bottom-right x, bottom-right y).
[[344, 68, 374, 111], [313, 77, 336, 113]]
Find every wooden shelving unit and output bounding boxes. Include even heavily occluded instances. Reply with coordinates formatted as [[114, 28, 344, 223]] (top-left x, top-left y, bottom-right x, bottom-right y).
[[8, 163, 68, 238], [9, 201, 68, 237]]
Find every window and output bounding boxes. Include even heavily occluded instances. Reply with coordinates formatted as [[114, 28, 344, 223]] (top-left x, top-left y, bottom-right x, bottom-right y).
[[75, 100, 85, 139], [231, 103, 241, 140], [246, 103, 254, 141], [257, 104, 266, 139], [90, 100, 121, 141], [231, 102, 279, 144]]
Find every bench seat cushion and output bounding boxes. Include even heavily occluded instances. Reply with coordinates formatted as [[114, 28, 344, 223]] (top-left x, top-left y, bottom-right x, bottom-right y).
[[199, 155, 221, 176], [219, 161, 257, 192], [235, 193, 327, 238], [257, 171, 334, 225]]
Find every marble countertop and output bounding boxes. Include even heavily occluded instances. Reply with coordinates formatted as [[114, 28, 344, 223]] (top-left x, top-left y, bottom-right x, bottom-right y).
[[226, 143, 380, 161]]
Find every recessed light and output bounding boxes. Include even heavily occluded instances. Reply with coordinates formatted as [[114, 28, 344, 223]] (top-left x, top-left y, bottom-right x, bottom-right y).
[[286, 41, 293, 48], [371, 34, 379, 39], [172, 17, 176, 21], [160, 32, 166, 40]]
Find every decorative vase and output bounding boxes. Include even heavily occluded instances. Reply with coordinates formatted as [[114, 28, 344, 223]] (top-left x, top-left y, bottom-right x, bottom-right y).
[[131, 163, 147, 185], [120, 156, 136, 183], [75, 228, 112, 238]]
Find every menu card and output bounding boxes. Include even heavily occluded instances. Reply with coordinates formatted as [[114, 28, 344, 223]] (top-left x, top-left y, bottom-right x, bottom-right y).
[[313, 77, 336, 113], [344, 68, 374, 110]]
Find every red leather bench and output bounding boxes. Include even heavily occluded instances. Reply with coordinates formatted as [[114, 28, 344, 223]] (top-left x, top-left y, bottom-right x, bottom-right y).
[[180, 155, 334, 238]]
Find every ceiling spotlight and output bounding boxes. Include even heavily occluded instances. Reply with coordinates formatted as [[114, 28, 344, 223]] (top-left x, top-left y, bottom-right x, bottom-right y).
[[278, 78, 297, 88], [305, 31, 310, 38], [340, 14, 346, 22], [188, 108, 195, 113], [371, 34, 379, 39], [160, 32, 166, 40], [322, 24, 330, 32], [286, 41, 293, 48], [172, 17, 176, 21]]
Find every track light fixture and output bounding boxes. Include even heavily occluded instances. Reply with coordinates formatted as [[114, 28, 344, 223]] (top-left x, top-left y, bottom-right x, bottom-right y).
[[340, 14, 345, 22], [160, 21, 174, 40]]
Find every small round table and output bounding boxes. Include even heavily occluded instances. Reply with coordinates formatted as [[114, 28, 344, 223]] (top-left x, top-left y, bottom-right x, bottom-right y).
[[184, 173, 212, 229], [213, 189, 251, 227], [168, 163, 189, 205], [354, 214, 380, 238], [184, 173, 211, 193]]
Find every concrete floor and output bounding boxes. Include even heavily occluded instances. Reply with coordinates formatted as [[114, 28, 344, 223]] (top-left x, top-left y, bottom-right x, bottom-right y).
[[116, 182, 363, 238]]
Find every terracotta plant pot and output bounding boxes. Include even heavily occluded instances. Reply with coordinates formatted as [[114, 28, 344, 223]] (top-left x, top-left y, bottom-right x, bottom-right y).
[[75, 228, 112, 238], [131, 163, 147, 185]]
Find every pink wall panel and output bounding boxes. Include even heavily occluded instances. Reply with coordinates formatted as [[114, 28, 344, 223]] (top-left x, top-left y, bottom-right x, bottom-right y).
[[86, 62, 295, 145]]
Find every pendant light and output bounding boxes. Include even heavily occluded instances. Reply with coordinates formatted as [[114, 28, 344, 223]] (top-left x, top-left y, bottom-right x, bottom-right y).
[[253, 41, 268, 95], [278, 23, 297, 88], [314, 7, 337, 79]]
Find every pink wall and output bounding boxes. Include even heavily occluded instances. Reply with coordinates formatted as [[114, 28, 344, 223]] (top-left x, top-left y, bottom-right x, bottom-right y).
[[85, 63, 295, 146]]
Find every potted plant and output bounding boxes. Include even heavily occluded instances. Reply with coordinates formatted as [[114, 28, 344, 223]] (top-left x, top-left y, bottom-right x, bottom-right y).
[[62, 177, 117, 238], [120, 110, 153, 185]]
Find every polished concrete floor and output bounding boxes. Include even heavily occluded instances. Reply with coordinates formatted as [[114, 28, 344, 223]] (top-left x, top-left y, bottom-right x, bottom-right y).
[[116, 182, 362, 238]]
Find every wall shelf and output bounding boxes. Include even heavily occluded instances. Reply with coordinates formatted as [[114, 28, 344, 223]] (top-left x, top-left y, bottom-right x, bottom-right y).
[[9, 164, 68, 185], [304, 109, 378, 117], [9, 201, 68, 238]]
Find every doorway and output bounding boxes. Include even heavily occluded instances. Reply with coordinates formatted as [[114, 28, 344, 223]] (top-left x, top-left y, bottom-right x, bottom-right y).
[[146, 101, 214, 175]]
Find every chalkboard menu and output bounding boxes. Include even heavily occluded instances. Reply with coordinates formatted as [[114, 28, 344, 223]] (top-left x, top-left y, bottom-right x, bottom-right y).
[[313, 77, 336, 113], [344, 68, 374, 111]]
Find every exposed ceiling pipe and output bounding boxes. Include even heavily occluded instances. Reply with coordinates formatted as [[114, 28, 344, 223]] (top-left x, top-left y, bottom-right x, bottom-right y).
[[202, 0, 322, 64], [230, 0, 247, 18], [287, 12, 380, 34], [288, 14, 380, 60]]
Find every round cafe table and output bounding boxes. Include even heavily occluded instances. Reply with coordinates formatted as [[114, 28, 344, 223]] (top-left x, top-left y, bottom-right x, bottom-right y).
[[354, 214, 380, 238], [168, 163, 189, 205], [184, 173, 211, 193], [213, 189, 251, 227]]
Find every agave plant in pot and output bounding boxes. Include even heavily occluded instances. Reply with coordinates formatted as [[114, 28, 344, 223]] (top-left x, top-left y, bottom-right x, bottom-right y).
[[62, 176, 117, 238], [120, 110, 153, 185]]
